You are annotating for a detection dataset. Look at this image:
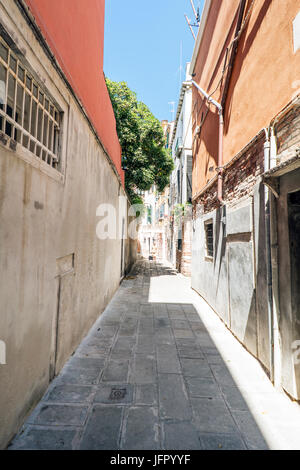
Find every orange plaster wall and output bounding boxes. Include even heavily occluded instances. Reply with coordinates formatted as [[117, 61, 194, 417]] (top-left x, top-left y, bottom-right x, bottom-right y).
[[192, 0, 300, 196], [25, 0, 124, 185]]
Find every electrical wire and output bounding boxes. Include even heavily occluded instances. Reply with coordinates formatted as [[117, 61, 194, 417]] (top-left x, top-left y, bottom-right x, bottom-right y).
[[193, 0, 256, 129]]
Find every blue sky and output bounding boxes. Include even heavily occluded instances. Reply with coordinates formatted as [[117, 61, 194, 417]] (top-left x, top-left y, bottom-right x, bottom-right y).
[[104, 0, 204, 122]]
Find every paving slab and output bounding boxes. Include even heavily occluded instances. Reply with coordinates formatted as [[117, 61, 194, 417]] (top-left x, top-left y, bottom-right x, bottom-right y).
[[199, 432, 247, 450], [185, 377, 222, 398], [136, 335, 155, 355], [163, 421, 202, 450], [66, 357, 105, 371], [191, 397, 237, 434], [231, 411, 269, 450], [173, 329, 195, 339], [121, 406, 160, 450], [177, 346, 204, 359], [9, 426, 79, 450], [132, 355, 157, 384], [45, 384, 95, 404], [180, 358, 213, 378], [158, 374, 192, 421], [80, 406, 123, 450], [157, 344, 181, 374], [101, 358, 129, 382], [171, 320, 191, 330], [58, 367, 101, 385], [135, 384, 158, 406], [33, 404, 88, 426]]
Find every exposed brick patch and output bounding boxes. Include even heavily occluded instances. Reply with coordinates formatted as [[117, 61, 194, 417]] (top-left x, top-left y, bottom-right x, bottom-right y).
[[193, 134, 264, 214], [193, 101, 300, 215], [276, 102, 300, 163], [181, 220, 192, 277]]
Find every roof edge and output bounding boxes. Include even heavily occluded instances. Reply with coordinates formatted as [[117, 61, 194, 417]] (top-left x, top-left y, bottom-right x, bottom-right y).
[[190, 0, 212, 75]]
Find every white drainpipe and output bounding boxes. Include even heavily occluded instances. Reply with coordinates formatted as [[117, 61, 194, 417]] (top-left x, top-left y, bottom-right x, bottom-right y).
[[263, 128, 274, 383], [269, 127, 277, 169]]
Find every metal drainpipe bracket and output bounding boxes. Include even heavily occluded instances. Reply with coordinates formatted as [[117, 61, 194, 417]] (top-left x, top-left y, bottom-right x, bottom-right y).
[[262, 177, 280, 198], [215, 165, 224, 173]]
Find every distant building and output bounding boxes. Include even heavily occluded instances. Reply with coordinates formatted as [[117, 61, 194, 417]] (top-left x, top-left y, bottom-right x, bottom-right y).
[[191, 0, 300, 399], [168, 63, 193, 275], [138, 184, 169, 262], [138, 121, 173, 262]]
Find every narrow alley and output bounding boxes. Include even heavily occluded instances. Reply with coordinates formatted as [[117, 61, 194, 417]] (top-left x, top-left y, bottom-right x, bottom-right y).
[[9, 260, 300, 450]]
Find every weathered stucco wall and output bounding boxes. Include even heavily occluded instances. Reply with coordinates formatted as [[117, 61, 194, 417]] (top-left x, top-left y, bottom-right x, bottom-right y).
[[0, 1, 135, 449], [192, 0, 300, 195], [192, 186, 269, 368], [191, 130, 271, 373], [191, 0, 300, 400]]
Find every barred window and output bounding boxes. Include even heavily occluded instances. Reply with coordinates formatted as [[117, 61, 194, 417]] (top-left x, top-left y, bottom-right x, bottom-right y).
[[204, 220, 214, 259], [0, 36, 61, 169]]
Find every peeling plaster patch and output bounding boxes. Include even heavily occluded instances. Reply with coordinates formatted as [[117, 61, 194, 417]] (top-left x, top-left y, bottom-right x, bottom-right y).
[[293, 11, 300, 53], [34, 201, 44, 210], [292, 80, 300, 100], [9, 140, 17, 151], [0, 132, 8, 146]]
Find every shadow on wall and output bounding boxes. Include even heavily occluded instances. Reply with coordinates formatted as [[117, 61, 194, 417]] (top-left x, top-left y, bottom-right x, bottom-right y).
[[203, 187, 270, 373], [214, 205, 227, 295]]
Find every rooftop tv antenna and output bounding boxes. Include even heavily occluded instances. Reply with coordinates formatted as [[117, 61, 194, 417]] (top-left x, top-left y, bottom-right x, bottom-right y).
[[190, 0, 200, 23], [168, 101, 175, 121], [180, 41, 183, 86], [185, 0, 200, 40], [184, 15, 196, 40]]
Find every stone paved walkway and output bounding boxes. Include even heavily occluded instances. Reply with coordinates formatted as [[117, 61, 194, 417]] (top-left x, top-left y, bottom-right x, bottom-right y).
[[9, 260, 300, 450]]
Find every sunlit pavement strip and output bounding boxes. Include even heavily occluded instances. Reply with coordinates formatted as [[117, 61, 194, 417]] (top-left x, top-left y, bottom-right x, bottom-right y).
[[9, 260, 300, 450]]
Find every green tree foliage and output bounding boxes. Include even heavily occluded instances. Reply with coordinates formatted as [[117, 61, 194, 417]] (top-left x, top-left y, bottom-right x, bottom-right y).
[[106, 79, 173, 203]]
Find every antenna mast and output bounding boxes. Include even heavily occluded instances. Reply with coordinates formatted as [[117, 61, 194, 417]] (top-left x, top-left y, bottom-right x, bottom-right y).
[[185, 0, 200, 41], [184, 15, 196, 40], [190, 0, 198, 20], [168, 101, 175, 122]]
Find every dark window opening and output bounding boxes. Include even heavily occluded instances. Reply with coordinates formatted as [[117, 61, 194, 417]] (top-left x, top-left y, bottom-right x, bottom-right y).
[[288, 190, 300, 323], [205, 221, 214, 258]]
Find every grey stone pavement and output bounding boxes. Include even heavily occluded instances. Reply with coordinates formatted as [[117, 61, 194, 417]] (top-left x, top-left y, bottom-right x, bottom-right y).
[[9, 260, 300, 450]]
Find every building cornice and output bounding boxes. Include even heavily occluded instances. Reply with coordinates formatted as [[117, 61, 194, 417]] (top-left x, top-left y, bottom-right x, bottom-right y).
[[170, 81, 192, 148], [190, 0, 212, 75]]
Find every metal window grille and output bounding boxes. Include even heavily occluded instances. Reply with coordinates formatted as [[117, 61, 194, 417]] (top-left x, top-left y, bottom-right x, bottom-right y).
[[205, 221, 214, 258], [0, 36, 61, 169]]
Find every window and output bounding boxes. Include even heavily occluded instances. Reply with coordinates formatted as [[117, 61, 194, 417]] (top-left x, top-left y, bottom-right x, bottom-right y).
[[177, 227, 182, 251], [177, 169, 181, 203], [0, 36, 61, 169], [160, 204, 165, 219], [204, 220, 214, 259], [147, 206, 152, 225]]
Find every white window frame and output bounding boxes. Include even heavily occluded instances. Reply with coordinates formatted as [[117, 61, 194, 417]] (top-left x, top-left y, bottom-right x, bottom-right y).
[[204, 218, 214, 261], [0, 31, 66, 183]]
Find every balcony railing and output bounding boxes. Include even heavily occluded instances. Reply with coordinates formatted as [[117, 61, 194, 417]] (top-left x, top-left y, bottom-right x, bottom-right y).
[[175, 136, 183, 157]]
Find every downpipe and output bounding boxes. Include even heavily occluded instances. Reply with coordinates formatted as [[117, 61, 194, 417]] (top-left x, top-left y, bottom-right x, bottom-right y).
[[217, 110, 224, 204], [264, 128, 274, 383], [191, 80, 224, 204]]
